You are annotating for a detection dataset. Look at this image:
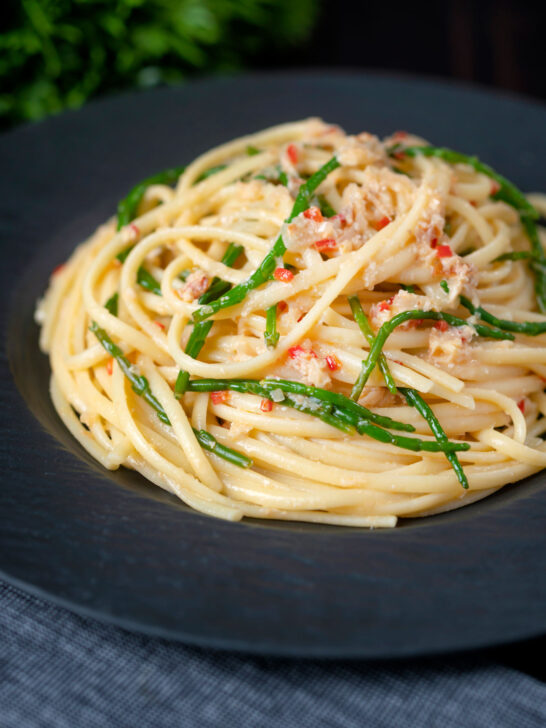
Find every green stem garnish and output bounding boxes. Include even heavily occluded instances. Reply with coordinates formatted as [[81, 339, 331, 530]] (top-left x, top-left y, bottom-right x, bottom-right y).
[[258, 378, 412, 432], [197, 243, 243, 305], [316, 193, 337, 217], [348, 295, 397, 395], [192, 429, 252, 468], [136, 267, 161, 296], [90, 322, 250, 467], [264, 304, 279, 348], [399, 388, 468, 489], [460, 295, 546, 336], [117, 166, 186, 230], [174, 320, 214, 398], [176, 242, 245, 394], [90, 321, 170, 424], [195, 164, 227, 183], [198, 279, 231, 305], [104, 292, 118, 316], [493, 251, 533, 262]]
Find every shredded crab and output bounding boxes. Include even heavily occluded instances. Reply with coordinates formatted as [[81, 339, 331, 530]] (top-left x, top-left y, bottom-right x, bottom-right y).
[[177, 270, 210, 302], [285, 340, 332, 388], [428, 323, 474, 366], [369, 291, 435, 330]]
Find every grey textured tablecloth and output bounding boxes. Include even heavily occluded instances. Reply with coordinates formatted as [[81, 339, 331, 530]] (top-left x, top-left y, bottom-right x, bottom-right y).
[[1, 581, 544, 728]]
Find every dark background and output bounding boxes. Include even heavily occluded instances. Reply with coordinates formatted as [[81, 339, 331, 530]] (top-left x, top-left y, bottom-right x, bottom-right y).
[[297, 0, 545, 101], [1, 0, 544, 132]]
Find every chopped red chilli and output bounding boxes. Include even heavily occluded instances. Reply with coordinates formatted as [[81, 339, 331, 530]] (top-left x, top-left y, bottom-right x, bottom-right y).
[[373, 216, 391, 231], [378, 296, 394, 312], [274, 267, 294, 283], [434, 320, 449, 332], [303, 207, 324, 222], [518, 399, 526, 414], [325, 354, 341, 371], [490, 180, 501, 195], [314, 238, 337, 252], [287, 144, 298, 165], [277, 300, 288, 312], [106, 358, 114, 376], [154, 321, 166, 331], [288, 345, 317, 359], [260, 398, 273, 412], [211, 391, 229, 404], [437, 245, 453, 258]]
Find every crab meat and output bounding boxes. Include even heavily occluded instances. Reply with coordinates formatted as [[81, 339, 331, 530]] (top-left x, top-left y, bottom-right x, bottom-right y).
[[428, 325, 474, 366], [178, 270, 210, 302], [287, 340, 331, 388], [336, 133, 386, 167], [369, 290, 434, 329]]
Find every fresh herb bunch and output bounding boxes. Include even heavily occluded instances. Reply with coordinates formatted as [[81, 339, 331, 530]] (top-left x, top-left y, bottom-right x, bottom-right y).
[[0, 0, 317, 129]]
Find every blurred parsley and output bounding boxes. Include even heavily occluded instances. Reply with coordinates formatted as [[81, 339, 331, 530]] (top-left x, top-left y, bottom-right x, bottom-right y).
[[0, 0, 318, 129]]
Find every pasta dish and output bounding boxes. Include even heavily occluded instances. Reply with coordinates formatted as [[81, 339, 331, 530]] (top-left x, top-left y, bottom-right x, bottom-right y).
[[36, 119, 546, 528]]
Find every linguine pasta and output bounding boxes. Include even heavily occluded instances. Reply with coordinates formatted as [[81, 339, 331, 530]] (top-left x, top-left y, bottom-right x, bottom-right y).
[[36, 119, 546, 528]]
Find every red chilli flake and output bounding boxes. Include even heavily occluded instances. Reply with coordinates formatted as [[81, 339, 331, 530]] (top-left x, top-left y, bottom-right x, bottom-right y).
[[274, 267, 294, 283], [303, 207, 324, 222], [430, 237, 438, 248], [129, 223, 140, 237], [437, 245, 453, 258], [288, 345, 317, 359], [260, 398, 273, 412], [490, 181, 501, 196], [277, 300, 288, 313], [378, 296, 394, 313], [314, 238, 337, 252], [393, 130, 408, 139], [287, 144, 298, 165], [106, 358, 114, 376], [288, 345, 305, 359], [434, 320, 449, 332], [373, 216, 391, 231], [325, 354, 341, 371], [153, 321, 166, 331], [211, 391, 229, 405], [517, 399, 526, 414]]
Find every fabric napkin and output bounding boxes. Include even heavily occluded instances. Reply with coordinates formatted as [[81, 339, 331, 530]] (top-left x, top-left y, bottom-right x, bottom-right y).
[[1, 581, 544, 728]]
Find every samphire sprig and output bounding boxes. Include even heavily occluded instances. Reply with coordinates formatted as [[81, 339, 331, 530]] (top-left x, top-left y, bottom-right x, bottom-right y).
[[89, 322, 251, 468]]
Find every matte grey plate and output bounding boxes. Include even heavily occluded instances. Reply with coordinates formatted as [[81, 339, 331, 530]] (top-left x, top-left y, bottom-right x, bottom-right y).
[[1, 71, 545, 658]]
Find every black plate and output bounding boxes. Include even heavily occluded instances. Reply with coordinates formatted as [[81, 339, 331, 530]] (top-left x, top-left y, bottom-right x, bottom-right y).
[[1, 71, 545, 658]]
